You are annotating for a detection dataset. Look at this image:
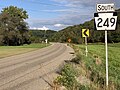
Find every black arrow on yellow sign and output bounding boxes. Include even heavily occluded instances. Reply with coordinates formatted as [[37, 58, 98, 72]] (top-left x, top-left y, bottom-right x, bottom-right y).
[[84, 29, 88, 37], [82, 29, 89, 37]]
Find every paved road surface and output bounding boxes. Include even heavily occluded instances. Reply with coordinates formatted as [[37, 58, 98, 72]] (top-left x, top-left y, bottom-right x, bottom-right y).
[[0, 43, 75, 90]]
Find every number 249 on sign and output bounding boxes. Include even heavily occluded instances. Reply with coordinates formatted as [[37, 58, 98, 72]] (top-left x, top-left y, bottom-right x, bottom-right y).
[[97, 18, 115, 27], [94, 13, 117, 30]]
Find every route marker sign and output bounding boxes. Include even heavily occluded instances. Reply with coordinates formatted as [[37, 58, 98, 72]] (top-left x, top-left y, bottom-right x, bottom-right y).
[[94, 3, 117, 87], [82, 29, 89, 37], [94, 12, 117, 30]]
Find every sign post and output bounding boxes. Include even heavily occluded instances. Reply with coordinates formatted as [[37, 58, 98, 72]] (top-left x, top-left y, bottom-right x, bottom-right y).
[[85, 37, 88, 56], [105, 30, 108, 86], [94, 3, 117, 87], [82, 29, 89, 56]]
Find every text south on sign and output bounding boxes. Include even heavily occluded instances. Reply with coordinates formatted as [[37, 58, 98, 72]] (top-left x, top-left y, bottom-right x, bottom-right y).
[[97, 4, 115, 12]]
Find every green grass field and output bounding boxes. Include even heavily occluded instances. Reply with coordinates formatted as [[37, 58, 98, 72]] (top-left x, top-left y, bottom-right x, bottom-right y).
[[0, 43, 50, 58], [74, 43, 120, 89]]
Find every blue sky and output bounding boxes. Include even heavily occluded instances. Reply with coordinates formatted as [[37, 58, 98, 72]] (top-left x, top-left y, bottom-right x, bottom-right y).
[[0, 0, 120, 30]]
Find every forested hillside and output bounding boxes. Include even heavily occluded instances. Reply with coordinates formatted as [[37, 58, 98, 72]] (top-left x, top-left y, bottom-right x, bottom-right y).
[[29, 9, 120, 44], [29, 30, 56, 43], [50, 9, 120, 43]]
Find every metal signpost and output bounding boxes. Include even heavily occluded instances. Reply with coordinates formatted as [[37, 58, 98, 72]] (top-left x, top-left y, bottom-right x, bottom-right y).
[[82, 29, 89, 57], [94, 3, 117, 87]]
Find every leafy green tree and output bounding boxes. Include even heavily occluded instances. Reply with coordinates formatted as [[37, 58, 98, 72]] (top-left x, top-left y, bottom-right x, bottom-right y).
[[0, 6, 30, 46], [2, 6, 28, 20]]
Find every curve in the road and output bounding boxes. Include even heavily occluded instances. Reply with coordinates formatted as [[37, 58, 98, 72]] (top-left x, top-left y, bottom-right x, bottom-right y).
[[0, 43, 74, 90]]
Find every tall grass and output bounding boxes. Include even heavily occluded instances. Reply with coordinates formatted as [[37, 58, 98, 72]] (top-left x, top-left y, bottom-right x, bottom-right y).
[[74, 43, 120, 89]]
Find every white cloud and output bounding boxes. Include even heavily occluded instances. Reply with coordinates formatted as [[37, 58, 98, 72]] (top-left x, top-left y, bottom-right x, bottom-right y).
[[30, 26, 49, 30], [54, 24, 66, 27], [27, 0, 120, 30], [27, 13, 92, 30], [53, 23, 73, 30], [54, 23, 72, 28]]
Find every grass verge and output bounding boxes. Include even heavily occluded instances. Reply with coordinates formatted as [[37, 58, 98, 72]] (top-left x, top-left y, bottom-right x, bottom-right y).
[[73, 43, 120, 90], [54, 43, 120, 90], [0, 43, 50, 58]]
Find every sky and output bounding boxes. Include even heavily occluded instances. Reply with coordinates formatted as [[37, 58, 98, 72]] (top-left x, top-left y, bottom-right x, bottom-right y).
[[0, 0, 120, 30]]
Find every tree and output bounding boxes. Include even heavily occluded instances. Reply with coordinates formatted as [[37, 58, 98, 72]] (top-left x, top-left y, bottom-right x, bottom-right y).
[[0, 6, 30, 46], [2, 6, 28, 20]]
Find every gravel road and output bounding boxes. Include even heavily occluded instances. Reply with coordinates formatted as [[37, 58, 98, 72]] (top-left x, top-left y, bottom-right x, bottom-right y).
[[0, 43, 75, 90]]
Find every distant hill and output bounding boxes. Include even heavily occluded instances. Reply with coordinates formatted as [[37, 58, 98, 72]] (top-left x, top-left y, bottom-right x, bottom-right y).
[[29, 30, 56, 43], [29, 9, 120, 44], [51, 9, 120, 44]]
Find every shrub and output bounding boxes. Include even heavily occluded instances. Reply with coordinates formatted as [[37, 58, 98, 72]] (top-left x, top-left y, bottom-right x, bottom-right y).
[[55, 64, 78, 90]]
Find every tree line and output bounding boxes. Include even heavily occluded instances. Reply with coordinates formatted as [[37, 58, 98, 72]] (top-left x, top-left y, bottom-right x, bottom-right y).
[[29, 30, 56, 43]]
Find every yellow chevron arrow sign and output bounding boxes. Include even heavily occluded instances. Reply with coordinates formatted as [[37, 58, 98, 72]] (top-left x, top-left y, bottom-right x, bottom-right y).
[[82, 29, 89, 37]]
